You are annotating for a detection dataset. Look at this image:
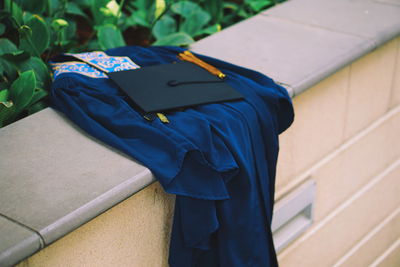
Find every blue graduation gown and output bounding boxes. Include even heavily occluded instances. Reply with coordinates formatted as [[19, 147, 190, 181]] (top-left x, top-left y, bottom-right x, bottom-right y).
[[50, 46, 294, 267]]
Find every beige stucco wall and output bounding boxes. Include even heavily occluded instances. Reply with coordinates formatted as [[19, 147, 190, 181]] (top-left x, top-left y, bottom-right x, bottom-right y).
[[18, 37, 400, 267], [17, 182, 175, 267], [276, 37, 400, 266]]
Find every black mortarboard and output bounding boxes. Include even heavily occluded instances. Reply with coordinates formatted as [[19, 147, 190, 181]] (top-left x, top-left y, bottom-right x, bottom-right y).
[[107, 61, 243, 113]]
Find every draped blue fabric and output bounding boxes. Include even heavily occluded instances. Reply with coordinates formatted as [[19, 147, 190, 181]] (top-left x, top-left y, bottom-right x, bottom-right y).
[[50, 46, 294, 267]]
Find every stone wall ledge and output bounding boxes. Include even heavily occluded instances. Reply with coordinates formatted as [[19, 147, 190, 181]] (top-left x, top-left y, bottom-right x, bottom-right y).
[[1, 0, 399, 266], [191, 0, 400, 96]]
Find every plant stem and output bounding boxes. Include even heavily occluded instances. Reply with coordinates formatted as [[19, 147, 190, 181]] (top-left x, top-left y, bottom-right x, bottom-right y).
[[116, 0, 126, 24], [149, 1, 171, 35]]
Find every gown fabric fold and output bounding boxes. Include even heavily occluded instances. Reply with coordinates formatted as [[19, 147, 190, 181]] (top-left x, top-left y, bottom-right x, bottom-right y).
[[50, 46, 294, 267]]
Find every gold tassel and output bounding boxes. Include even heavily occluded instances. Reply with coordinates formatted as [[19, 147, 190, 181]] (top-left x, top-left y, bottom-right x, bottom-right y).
[[178, 50, 226, 79], [156, 113, 169, 123]]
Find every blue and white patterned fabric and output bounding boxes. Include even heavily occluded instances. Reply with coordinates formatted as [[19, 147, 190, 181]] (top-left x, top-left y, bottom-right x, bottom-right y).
[[50, 51, 139, 78], [51, 61, 108, 78]]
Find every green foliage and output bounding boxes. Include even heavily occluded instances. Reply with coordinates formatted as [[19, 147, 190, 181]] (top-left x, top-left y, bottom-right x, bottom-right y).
[[0, 70, 42, 127], [16, 56, 51, 88], [149, 0, 283, 46], [19, 15, 50, 56], [151, 1, 215, 46], [65, 2, 87, 18], [14, 0, 47, 14], [97, 24, 126, 50], [0, 0, 283, 127], [203, 0, 223, 24], [9, 70, 35, 114], [221, 0, 284, 26], [153, 32, 194, 46], [0, 1, 52, 127], [0, 38, 18, 55], [152, 15, 176, 39]]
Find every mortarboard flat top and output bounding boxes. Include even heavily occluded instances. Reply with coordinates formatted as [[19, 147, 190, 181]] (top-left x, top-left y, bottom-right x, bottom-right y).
[[107, 61, 243, 113]]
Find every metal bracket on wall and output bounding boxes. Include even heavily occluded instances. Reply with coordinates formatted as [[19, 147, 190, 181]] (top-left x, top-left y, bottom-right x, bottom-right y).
[[272, 180, 316, 252]]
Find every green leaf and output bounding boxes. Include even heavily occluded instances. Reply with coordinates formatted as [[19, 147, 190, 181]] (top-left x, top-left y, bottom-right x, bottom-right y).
[[203, 0, 223, 23], [66, 2, 87, 17], [91, 0, 111, 25], [78, 0, 92, 9], [9, 70, 35, 113], [224, 2, 238, 9], [152, 15, 176, 39], [0, 39, 18, 55], [16, 57, 50, 88], [0, 88, 13, 109], [47, 0, 62, 16], [27, 99, 47, 115], [0, 38, 29, 62], [196, 24, 221, 36], [0, 89, 9, 102], [132, 0, 151, 11], [155, 0, 166, 19], [153, 32, 194, 46], [0, 103, 16, 128], [22, 11, 34, 23], [5, 0, 23, 25], [99, 7, 119, 25], [180, 10, 211, 36], [247, 0, 273, 12], [237, 8, 250, 18], [97, 24, 126, 50], [126, 11, 151, 28], [0, 58, 18, 81], [0, 23, 5, 35], [171, 1, 202, 18], [1, 50, 30, 62], [19, 15, 50, 56], [29, 89, 48, 106], [16, 0, 47, 13]]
